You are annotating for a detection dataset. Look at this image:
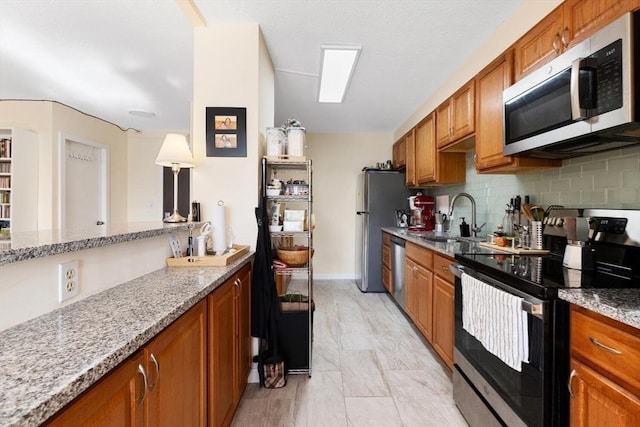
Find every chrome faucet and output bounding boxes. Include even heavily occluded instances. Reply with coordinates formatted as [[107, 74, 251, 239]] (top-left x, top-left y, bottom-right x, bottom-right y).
[[448, 193, 484, 238]]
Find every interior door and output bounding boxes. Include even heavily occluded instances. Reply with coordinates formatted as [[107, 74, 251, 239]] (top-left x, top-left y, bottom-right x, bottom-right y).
[[60, 135, 107, 231]]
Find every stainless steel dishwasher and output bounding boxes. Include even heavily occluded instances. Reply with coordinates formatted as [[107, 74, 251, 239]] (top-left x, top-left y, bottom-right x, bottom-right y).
[[390, 235, 406, 308]]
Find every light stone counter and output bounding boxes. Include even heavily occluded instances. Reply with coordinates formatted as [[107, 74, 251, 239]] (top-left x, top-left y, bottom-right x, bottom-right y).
[[0, 222, 201, 266], [0, 252, 253, 427], [558, 288, 640, 330]]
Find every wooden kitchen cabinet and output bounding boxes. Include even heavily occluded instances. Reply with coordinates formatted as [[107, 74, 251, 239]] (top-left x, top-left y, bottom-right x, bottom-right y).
[[514, 0, 637, 81], [382, 232, 392, 293], [569, 305, 640, 426], [45, 301, 207, 427], [413, 113, 466, 186], [145, 300, 207, 427], [208, 264, 252, 427], [392, 137, 406, 170], [404, 129, 417, 187], [406, 242, 434, 342], [435, 80, 475, 150], [45, 352, 146, 427], [432, 254, 455, 370], [475, 51, 561, 173]]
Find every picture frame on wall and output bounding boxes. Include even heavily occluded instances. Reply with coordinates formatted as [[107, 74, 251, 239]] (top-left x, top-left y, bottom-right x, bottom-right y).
[[206, 107, 247, 157]]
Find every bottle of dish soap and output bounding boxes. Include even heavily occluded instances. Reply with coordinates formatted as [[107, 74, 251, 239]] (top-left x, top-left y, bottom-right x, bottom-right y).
[[459, 217, 470, 237]]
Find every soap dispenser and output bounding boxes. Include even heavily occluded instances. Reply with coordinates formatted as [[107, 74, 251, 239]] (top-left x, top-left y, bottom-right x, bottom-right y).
[[460, 217, 471, 237]]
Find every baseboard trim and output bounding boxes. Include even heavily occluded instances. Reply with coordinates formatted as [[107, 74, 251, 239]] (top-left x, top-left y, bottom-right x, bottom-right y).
[[313, 273, 357, 280]]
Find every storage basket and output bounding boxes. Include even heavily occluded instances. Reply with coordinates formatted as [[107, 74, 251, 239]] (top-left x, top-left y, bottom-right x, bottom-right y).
[[276, 247, 314, 267]]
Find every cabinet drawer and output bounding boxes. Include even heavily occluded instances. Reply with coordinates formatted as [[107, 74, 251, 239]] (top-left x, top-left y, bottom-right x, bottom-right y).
[[382, 244, 391, 268], [433, 254, 455, 282], [382, 265, 392, 293], [406, 242, 433, 270], [571, 306, 640, 395], [383, 232, 391, 246]]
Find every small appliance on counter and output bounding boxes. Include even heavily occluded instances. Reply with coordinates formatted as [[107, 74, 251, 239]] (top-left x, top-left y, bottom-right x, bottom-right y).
[[408, 192, 435, 231]]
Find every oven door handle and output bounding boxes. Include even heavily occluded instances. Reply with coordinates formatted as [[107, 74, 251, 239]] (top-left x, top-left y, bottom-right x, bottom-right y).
[[452, 263, 544, 318]]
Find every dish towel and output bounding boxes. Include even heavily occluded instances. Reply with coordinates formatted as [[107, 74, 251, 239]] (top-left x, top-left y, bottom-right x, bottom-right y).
[[461, 272, 529, 372]]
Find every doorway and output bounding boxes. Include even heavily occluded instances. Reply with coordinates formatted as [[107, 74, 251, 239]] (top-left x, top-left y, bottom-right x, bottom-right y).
[[59, 134, 108, 231]]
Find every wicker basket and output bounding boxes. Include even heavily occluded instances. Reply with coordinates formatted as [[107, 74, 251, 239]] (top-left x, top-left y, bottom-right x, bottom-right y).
[[276, 247, 314, 267]]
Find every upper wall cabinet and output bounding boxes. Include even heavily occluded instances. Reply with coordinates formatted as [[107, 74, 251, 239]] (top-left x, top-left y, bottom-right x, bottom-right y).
[[404, 129, 417, 187], [392, 137, 406, 170], [514, 0, 638, 81], [475, 51, 561, 174], [415, 113, 465, 186], [435, 80, 475, 150]]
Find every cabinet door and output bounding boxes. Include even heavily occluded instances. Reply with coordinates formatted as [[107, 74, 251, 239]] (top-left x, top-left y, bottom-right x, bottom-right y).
[[45, 352, 145, 427], [564, 0, 637, 48], [405, 129, 417, 187], [433, 276, 454, 370], [475, 52, 514, 171], [208, 279, 236, 427], [513, 6, 564, 81], [392, 138, 406, 169], [570, 359, 640, 427], [235, 265, 252, 402], [405, 259, 417, 321], [450, 81, 475, 142], [146, 300, 206, 427], [414, 262, 433, 343], [435, 100, 452, 149], [415, 114, 436, 185]]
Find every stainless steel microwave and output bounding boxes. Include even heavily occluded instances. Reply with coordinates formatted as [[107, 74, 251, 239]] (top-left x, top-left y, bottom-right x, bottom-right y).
[[503, 11, 640, 159]]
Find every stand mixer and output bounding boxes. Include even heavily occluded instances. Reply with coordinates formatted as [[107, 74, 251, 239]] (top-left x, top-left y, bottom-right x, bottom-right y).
[[408, 192, 435, 231]]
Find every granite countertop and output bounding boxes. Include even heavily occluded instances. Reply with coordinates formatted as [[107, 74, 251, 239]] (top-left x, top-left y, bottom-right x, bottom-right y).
[[559, 288, 640, 329], [0, 252, 253, 427], [0, 221, 202, 266], [384, 227, 640, 331]]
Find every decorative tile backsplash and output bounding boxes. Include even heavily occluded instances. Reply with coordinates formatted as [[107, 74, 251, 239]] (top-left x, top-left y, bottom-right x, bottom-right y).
[[427, 145, 640, 233]]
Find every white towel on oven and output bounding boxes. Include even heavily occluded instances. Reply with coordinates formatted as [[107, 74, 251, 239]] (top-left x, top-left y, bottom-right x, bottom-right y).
[[461, 272, 529, 372]]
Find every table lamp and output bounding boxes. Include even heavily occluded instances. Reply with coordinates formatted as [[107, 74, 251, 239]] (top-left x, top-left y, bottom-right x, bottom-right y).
[[156, 133, 194, 222]]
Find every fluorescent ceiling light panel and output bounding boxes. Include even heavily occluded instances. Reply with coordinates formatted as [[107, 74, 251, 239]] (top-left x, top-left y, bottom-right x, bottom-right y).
[[318, 44, 361, 103]]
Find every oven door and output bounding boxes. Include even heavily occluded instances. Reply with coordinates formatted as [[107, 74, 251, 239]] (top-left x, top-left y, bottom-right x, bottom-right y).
[[452, 264, 566, 427]]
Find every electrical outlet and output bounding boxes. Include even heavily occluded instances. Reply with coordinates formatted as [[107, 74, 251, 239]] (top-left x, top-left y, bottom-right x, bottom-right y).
[[58, 260, 79, 303]]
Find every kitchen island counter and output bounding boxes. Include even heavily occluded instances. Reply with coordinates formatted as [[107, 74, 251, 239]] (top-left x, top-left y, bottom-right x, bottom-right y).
[[0, 252, 253, 427]]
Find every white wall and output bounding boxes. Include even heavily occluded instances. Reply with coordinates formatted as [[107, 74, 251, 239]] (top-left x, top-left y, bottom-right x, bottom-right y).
[[306, 132, 392, 278], [192, 24, 274, 250]]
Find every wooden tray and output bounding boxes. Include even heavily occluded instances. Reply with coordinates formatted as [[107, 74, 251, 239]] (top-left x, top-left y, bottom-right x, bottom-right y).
[[479, 242, 549, 255], [166, 245, 249, 267]]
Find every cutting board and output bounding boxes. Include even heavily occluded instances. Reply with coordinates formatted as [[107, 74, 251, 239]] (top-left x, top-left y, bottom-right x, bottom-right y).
[[479, 242, 549, 255]]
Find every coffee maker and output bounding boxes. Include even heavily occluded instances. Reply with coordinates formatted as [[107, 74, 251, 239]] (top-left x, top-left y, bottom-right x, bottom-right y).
[[408, 192, 435, 231]]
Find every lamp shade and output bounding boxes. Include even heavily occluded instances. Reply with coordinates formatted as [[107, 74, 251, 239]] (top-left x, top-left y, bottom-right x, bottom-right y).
[[155, 133, 194, 168]]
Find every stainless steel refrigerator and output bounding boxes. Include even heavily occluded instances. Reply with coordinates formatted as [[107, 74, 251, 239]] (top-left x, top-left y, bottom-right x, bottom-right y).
[[355, 169, 412, 292]]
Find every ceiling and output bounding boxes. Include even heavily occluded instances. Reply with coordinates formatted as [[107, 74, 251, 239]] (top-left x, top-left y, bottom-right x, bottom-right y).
[[0, 0, 523, 134]]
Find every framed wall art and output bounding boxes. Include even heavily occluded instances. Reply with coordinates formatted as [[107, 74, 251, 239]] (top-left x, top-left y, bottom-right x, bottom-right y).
[[205, 107, 247, 157]]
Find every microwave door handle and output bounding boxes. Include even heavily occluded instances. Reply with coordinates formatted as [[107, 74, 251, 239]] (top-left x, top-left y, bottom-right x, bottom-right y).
[[570, 58, 589, 121]]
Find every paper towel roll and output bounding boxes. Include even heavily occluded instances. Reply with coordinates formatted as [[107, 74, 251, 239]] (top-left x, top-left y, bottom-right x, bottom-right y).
[[212, 203, 227, 254]]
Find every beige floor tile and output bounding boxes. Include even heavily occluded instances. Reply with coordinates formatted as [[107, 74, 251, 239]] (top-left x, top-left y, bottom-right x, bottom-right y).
[[344, 397, 403, 427], [234, 280, 467, 427]]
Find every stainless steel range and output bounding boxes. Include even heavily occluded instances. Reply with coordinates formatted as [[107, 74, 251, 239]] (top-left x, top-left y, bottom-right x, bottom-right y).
[[451, 208, 640, 427]]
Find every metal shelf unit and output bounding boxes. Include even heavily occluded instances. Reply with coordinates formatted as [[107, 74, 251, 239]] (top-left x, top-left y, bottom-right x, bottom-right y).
[[261, 157, 313, 376]]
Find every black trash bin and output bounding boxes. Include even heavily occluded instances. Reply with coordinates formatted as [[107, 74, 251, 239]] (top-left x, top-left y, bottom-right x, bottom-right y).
[[277, 295, 314, 371]]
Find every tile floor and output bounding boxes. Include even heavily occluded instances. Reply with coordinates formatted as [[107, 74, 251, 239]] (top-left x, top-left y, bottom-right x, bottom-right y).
[[232, 279, 468, 427]]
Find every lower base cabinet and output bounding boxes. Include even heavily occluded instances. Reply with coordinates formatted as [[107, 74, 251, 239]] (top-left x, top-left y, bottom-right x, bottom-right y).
[[45, 300, 207, 427], [45, 263, 251, 427]]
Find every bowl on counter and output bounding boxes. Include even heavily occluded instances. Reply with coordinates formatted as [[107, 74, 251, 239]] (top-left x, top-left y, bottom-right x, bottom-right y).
[[276, 246, 314, 267]]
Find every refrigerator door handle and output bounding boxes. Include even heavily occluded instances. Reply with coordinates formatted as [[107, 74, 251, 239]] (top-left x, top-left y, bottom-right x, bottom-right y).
[[356, 211, 369, 215]]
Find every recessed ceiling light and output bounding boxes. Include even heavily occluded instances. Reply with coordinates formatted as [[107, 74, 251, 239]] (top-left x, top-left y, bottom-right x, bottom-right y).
[[128, 109, 156, 118], [318, 44, 361, 103]]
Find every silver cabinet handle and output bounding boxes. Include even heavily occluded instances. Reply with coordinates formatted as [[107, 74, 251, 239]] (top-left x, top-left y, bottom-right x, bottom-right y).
[[237, 277, 243, 295], [561, 27, 570, 49], [589, 337, 622, 355], [568, 369, 577, 399], [233, 278, 240, 298], [553, 33, 561, 54], [149, 353, 160, 389], [137, 363, 148, 404]]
